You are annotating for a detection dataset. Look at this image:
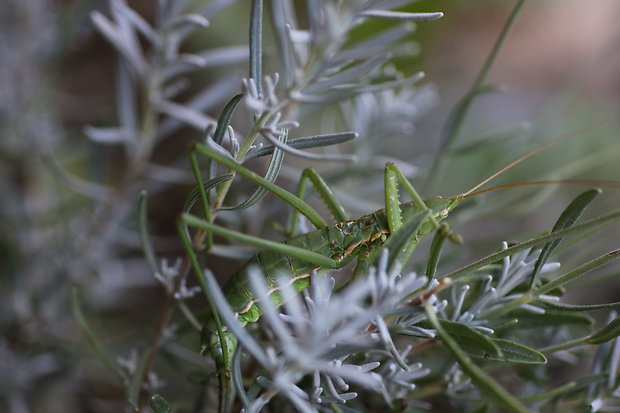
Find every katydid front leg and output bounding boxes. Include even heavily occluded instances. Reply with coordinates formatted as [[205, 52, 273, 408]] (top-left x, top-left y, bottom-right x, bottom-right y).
[[288, 168, 349, 236]]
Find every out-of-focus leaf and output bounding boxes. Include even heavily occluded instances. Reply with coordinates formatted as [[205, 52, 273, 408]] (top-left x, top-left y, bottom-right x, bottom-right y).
[[530, 189, 601, 289], [336, 24, 413, 63], [127, 349, 152, 409], [518, 381, 576, 403], [450, 122, 531, 156], [503, 309, 593, 329], [84, 126, 133, 145], [149, 394, 174, 413], [586, 315, 620, 344], [138, 191, 160, 276], [157, 100, 215, 131], [158, 75, 239, 139], [71, 289, 123, 379], [358, 10, 443, 21], [302, 53, 391, 96], [91, 11, 146, 74]]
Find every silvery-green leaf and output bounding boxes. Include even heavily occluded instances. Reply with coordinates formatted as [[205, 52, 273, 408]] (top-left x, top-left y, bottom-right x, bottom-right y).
[[246, 132, 357, 160], [46, 155, 115, 202], [258, 130, 357, 162], [249, 0, 263, 94], [112, 0, 160, 46], [368, 0, 426, 10], [302, 53, 391, 95], [358, 10, 443, 21], [91, 11, 146, 74], [137, 191, 160, 276], [157, 99, 215, 130], [84, 126, 133, 145], [270, 0, 293, 86], [335, 24, 413, 63], [167, 13, 209, 31], [116, 59, 138, 137], [158, 75, 239, 139]]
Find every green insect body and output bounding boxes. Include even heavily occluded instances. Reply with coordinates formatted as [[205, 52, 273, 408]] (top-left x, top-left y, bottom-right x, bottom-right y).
[[221, 198, 455, 325], [201, 195, 462, 370]]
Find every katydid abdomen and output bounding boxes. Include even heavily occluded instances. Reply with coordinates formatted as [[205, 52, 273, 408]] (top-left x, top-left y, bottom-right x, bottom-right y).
[[221, 207, 391, 324], [202, 200, 439, 368]]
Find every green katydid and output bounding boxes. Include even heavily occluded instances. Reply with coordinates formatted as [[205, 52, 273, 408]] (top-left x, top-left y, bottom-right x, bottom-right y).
[[178, 127, 606, 411]]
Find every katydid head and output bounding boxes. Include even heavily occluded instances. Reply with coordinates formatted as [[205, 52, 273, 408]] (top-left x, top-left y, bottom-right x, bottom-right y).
[[424, 195, 465, 219]]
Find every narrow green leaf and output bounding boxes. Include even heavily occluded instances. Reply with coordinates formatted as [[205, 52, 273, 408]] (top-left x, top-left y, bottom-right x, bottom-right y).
[[423, 302, 531, 413], [484, 339, 546, 364], [206, 93, 244, 183], [530, 189, 601, 289], [439, 320, 501, 358], [376, 211, 427, 272], [138, 191, 160, 276], [221, 129, 287, 211], [183, 174, 233, 213], [127, 348, 152, 410], [534, 249, 620, 296], [442, 209, 620, 282], [195, 142, 327, 229], [586, 314, 620, 344], [450, 122, 530, 156], [503, 309, 593, 328], [425, 223, 448, 283], [212, 94, 243, 146], [71, 289, 124, 379], [518, 381, 576, 403], [540, 300, 620, 312], [471, 403, 490, 413], [149, 394, 174, 413]]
